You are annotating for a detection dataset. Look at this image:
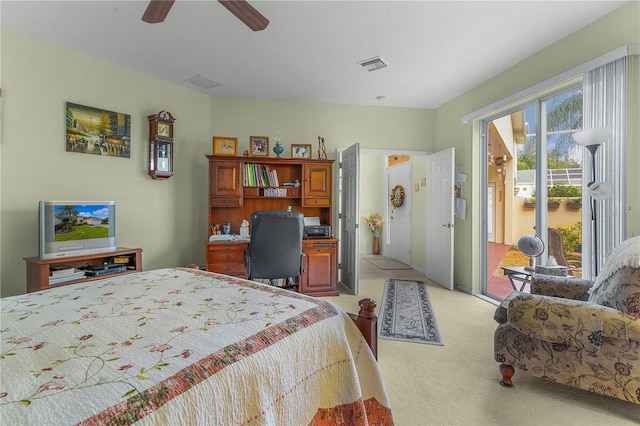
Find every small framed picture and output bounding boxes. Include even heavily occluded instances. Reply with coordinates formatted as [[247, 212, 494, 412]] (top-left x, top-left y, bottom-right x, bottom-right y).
[[291, 144, 312, 158], [212, 136, 238, 156], [250, 136, 269, 156]]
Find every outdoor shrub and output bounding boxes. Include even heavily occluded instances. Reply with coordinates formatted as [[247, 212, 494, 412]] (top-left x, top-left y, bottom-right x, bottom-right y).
[[548, 184, 581, 198], [556, 222, 582, 254]]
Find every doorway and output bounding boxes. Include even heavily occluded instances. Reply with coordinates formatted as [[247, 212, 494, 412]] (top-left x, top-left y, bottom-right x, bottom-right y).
[[337, 146, 430, 294], [386, 160, 411, 265], [482, 86, 586, 300]]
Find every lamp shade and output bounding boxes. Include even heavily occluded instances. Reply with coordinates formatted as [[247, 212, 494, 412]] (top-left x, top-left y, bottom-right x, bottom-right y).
[[589, 181, 614, 200], [571, 126, 613, 148]]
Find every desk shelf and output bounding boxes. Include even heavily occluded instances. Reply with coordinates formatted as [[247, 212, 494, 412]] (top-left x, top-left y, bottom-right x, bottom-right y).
[[204, 239, 337, 296]]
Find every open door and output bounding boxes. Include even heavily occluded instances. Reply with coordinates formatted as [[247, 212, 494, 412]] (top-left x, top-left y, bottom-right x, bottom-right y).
[[339, 143, 360, 294], [425, 148, 455, 290], [387, 161, 411, 265]]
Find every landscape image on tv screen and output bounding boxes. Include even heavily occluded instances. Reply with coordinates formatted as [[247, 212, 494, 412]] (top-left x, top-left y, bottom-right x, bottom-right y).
[[54, 204, 110, 242]]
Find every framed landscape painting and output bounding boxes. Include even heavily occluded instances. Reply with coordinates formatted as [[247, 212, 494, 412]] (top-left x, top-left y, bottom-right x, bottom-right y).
[[66, 102, 131, 158]]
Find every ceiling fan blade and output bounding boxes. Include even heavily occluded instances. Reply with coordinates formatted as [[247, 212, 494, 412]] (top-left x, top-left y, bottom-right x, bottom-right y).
[[218, 0, 269, 31], [142, 0, 176, 24]]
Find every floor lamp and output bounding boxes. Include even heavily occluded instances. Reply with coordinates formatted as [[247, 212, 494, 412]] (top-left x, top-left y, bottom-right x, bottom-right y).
[[571, 126, 613, 276]]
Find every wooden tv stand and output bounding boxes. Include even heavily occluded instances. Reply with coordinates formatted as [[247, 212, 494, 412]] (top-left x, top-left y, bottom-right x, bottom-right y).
[[24, 248, 143, 293]]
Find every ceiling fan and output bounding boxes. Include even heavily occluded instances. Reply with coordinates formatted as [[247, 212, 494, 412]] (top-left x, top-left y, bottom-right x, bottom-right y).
[[142, 0, 269, 31]]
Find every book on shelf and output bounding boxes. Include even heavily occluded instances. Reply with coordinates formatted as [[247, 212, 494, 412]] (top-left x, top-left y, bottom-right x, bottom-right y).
[[49, 265, 74, 277], [48, 269, 86, 285], [243, 163, 279, 188]]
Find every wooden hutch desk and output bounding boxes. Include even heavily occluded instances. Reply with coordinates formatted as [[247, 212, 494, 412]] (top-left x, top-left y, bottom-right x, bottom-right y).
[[205, 155, 338, 296]]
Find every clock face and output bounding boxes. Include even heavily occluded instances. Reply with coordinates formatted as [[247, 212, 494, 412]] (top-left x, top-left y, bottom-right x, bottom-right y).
[[158, 123, 170, 137]]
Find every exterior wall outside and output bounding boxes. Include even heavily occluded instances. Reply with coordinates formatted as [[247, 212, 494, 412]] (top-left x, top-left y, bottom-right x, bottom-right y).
[[513, 203, 583, 243]]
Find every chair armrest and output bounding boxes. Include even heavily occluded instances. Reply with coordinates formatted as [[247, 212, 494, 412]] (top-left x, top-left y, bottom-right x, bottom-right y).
[[507, 294, 640, 351], [531, 273, 594, 300]]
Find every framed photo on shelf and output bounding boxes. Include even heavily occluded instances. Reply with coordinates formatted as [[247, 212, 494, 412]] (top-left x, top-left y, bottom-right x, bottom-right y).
[[250, 136, 269, 156], [291, 144, 312, 158], [212, 136, 238, 156]]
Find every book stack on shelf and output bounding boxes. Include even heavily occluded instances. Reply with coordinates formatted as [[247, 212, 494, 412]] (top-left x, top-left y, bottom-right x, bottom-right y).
[[243, 163, 279, 187], [49, 265, 86, 285]]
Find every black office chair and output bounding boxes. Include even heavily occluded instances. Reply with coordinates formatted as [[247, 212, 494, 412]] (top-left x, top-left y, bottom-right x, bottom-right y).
[[245, 210, 304, 289]]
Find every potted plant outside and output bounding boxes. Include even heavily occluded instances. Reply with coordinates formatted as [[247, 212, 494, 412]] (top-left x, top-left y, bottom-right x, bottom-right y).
[[548, 198, 561, 209], [566, 197, 582, 209]]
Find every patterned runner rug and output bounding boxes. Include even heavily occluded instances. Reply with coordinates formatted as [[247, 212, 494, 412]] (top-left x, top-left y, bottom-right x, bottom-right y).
[[379, 279, 443, 345]]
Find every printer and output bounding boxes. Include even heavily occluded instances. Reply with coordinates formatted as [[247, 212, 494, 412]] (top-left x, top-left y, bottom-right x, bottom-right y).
[[303, 217, 331, 239]]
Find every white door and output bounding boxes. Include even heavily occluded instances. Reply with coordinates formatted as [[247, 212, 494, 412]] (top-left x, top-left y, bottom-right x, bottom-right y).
[[425, 148, 455, 290], [339, 143, 360, 294], [387, 161, 411, 265]]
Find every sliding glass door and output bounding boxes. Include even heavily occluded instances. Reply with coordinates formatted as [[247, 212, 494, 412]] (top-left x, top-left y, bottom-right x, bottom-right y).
[[483, 86, 585, 300]]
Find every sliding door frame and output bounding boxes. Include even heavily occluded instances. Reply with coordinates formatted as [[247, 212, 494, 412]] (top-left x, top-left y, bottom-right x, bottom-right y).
[[480, 82, 583, 299]]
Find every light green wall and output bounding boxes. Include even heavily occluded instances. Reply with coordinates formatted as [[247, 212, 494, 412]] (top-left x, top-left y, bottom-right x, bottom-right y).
[[208, 97, 432, 155], [1, 1, 638, 297], [0, 29, 432, 297], [433, 1, 640, 293], [359, 154, 387, 254], [0, 29, 212, 297]]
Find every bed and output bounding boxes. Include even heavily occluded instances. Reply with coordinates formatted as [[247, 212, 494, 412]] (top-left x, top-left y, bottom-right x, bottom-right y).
[[1, 267, 393, 425]]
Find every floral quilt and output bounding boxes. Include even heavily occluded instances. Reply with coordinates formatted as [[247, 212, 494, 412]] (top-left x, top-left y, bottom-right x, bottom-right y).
[[1, 268, 393, 425]]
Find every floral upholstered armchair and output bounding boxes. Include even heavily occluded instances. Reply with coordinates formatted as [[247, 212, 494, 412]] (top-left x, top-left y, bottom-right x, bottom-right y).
[[494, 236, 640, 404]]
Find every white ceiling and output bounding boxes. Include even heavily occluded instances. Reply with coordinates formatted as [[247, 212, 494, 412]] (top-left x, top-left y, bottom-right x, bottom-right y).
[[1, 1, 628, 109]]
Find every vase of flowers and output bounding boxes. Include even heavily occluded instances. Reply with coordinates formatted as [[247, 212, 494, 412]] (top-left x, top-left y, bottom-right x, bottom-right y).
[[362, 212, 383, 255]]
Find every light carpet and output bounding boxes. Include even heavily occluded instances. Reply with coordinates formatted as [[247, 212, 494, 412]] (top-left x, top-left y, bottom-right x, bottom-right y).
[[379, 278, 443, 345], [322, 278, 639, 425], [362, 255, 411, 270]]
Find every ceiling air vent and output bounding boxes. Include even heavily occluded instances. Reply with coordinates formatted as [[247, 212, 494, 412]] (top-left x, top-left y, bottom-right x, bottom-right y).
[[358, 56, 387, 72], [185, 75, 221, 89]]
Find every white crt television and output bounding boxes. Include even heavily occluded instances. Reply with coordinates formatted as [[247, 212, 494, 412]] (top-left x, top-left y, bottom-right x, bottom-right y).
[[39, 201, 117, 259]]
